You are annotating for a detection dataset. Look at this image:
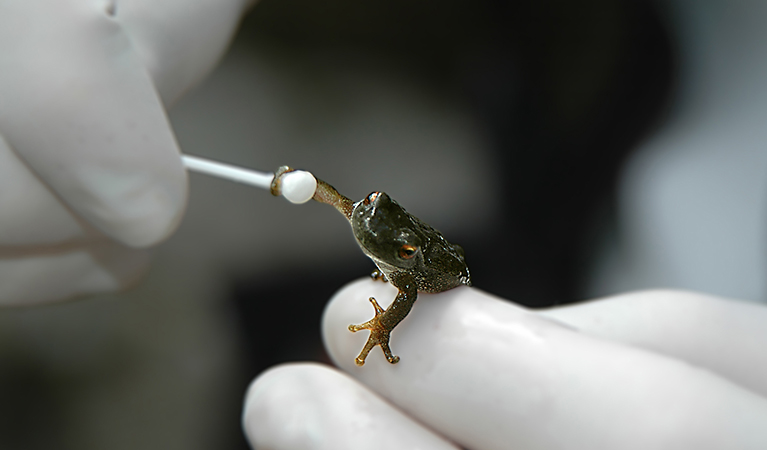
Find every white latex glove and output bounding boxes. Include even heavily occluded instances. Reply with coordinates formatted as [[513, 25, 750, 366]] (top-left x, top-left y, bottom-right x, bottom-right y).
[[243, 279, 767, 449], [0, 0, 253, 305]]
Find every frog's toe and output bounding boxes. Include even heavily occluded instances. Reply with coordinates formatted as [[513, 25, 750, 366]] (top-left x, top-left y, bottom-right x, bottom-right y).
[[347, 297, 385, 332], [351, 329, 398, 365], [380, 341, 400, 364], [348, 317, 377, 333], [368, 296, 385, 314], [352, 332, 378, 366], [370, 270, 388, 283]]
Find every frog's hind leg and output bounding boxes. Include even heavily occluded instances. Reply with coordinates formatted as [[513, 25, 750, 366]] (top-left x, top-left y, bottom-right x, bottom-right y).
[[348, 297, 400, 365]]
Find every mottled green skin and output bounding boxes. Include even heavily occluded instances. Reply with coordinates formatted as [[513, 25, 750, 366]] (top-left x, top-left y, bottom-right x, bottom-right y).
[[347, 191, 471, 365], [272, 167, 471, 366], [352, 192, 471, 293]]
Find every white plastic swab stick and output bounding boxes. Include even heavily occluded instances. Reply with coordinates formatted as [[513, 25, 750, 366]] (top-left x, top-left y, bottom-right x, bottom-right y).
[[182, 154, 318, 204], [182, 154, 274, 189]]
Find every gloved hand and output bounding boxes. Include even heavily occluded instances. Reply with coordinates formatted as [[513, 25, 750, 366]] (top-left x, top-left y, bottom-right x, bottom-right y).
[[0, 0, 253, 305], [243, 280, 767, 449]]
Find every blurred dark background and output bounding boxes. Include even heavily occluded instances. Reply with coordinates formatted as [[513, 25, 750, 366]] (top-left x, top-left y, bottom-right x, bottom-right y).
[[0, 1, 675, 449], [232, 0, 675, 383], [233, 0, 673, 448]]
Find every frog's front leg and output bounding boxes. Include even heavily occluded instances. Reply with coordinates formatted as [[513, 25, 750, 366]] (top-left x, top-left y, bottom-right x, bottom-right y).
[[369, 269, 388, 282], [348, 274, 417, 366]]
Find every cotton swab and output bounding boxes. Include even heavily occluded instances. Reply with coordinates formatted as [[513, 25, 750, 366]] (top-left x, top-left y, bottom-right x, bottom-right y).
[[181, 154, 318, 204]]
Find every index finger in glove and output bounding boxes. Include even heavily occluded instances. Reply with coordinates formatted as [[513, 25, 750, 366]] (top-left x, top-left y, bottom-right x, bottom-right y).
[[0, 1, 186, 248], [323, 279, 767, 450]]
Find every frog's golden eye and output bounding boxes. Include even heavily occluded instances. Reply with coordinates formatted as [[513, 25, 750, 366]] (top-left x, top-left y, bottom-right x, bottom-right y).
[[399, 244, 417, 259]]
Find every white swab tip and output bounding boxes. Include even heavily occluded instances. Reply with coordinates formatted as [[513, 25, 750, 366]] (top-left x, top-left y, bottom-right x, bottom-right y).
[[280, 170, 317, 204]]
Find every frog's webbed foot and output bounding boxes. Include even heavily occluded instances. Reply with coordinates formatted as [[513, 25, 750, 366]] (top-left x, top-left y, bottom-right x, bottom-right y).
[[369, 270, 388, 283], [348, 297, 400, 366]]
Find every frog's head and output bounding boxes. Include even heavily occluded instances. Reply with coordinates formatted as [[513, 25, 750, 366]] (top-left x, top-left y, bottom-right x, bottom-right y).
[[351, 191, 423, 270]]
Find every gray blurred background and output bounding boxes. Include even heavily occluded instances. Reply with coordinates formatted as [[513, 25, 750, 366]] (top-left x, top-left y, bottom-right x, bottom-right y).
[[3, 0, 767, 448]]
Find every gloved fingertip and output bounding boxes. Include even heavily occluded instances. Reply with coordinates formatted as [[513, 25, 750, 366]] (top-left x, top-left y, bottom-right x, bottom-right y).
[[71, 153, 188, 247]]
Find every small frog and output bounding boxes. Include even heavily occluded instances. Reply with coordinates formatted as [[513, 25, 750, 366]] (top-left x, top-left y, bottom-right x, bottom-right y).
[[272, 167, 471, 366]]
